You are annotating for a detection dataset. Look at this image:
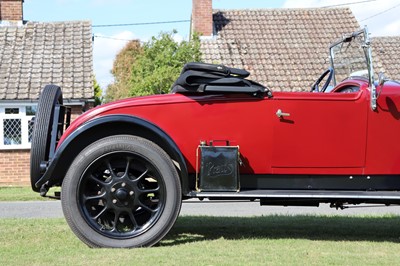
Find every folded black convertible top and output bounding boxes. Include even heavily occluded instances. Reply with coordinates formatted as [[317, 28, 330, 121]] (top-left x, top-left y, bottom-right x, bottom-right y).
[[171, 62, 271, 98]]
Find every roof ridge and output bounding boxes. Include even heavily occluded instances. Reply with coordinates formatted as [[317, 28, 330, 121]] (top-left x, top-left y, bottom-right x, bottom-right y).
[[25, 20, 91, 25], [213, 7, 351, 12]]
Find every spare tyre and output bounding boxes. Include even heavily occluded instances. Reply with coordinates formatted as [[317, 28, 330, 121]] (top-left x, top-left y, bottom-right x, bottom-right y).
[[30, 85, 63, 192]]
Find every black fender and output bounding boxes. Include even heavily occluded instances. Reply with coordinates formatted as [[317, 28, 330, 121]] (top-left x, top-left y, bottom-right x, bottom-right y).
[[36, 115, 190, 194]]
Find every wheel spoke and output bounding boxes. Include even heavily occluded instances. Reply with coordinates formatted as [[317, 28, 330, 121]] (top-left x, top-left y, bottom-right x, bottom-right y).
[[88, 174, 107, 186], [138, 186, 160, 195], [83, 192, 106, 203], [128, 211, 138, 230], [105, 159, 116, 178], [111, 210, 121, 232], [124, 158, 132, 177], [132, 168, 149, 182], [93, 205, 108, 220], [138, 201, 157, 213]]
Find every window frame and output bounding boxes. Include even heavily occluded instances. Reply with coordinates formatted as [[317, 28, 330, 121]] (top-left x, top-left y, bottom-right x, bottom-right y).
[[0, 103, 37, 150]]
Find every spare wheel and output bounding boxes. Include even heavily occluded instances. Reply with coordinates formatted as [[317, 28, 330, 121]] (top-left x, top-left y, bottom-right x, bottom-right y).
[[30, 85, 63, 192]]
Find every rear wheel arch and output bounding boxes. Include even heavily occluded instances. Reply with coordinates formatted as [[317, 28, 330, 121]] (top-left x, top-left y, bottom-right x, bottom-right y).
[[46, 115, 190, 194]]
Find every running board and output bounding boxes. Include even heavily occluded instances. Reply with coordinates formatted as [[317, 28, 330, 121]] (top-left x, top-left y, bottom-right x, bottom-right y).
[[188, 190, 400, 201]]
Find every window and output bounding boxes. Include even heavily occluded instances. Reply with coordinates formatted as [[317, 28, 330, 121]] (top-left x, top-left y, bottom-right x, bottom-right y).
[[0, 105, 37, 149]]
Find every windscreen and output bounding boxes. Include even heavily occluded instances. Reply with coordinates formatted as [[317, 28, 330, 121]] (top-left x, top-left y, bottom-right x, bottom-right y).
[[330, 31, 368, 85]]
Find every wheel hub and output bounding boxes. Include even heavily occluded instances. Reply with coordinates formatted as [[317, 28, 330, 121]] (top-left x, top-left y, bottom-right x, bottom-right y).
[[115, 188, 129, 201], [111, 182, 135, 206]]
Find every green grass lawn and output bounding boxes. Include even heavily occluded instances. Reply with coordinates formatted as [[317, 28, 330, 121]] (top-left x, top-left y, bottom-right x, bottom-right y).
[[2, 187, 400, 265], [1, 215, 400, 265], [0, 186, 59, 201]]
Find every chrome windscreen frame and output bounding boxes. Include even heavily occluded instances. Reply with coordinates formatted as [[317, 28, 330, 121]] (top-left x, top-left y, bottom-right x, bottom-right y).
[[363, 27, 377, 110], [329, 27, 377, 110]]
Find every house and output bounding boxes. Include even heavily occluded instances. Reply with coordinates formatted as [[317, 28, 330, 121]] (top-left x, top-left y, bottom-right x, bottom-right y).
[[192, 0, 399, 91], [0, 0, 93, 185], [371, 36, 400, 81]]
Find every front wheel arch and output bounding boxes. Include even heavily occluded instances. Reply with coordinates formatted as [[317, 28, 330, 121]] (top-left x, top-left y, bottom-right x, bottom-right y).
[[39, 115, 189, 194]]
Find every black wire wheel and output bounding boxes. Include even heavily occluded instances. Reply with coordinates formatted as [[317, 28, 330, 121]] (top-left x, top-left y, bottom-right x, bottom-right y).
[[61, 135, 182, 248], [30, 85, 63, 192]]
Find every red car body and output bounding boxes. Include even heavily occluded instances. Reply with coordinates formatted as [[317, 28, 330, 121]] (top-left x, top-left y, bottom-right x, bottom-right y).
[[60, 78, 400, 176]]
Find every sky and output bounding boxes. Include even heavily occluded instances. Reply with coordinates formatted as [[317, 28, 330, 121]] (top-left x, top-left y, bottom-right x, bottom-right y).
[[23, 0, 400, 89]]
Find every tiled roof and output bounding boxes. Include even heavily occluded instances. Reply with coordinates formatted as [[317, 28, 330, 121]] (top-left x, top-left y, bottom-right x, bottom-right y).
[[372, 36, 400, 82], [0, 20, 93, 101], [201, 8, 360, 91]]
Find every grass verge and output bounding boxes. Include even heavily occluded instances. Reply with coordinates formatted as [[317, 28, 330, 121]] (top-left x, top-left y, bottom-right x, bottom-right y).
[[1, 215, 400, 265], [0, 186, 60, 201]]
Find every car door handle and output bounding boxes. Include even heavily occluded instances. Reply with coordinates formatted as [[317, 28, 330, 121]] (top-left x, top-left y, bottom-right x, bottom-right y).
[[276, 109, 290, 118]]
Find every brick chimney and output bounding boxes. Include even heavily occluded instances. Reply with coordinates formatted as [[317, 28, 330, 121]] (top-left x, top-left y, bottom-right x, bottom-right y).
[[191, 0, 213, 37], [0, 0, 23, 24]]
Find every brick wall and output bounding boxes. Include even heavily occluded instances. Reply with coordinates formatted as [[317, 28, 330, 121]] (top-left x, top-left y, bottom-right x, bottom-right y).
[[192, 0, 213, 37], [0, 149, 30, 186], [0, 103, 93, 186], [0, 0, 23, 21], [70, 104, 86, 121]]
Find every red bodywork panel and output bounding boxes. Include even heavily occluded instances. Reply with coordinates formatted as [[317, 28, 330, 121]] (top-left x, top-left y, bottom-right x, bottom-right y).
[[59, 79, 400, 176]]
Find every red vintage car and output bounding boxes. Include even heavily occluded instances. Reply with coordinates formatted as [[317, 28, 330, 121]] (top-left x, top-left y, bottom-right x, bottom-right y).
[[30, 27, 400, 248]]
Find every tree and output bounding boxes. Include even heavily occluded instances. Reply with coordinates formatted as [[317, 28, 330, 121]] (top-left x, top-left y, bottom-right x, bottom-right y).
[[93, 77, 103, 106], [105, 40, 143, 102], [129, 31, 201, 96]]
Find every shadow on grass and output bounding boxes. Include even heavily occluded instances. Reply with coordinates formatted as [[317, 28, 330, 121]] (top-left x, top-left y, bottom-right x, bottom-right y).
[[163, 215, 400, 245]]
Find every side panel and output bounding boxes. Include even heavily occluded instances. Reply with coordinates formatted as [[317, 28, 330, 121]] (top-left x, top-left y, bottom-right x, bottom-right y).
[[365, 84, 400, 174], [271, 91, 368, 170], [103, 95, 273, 174]]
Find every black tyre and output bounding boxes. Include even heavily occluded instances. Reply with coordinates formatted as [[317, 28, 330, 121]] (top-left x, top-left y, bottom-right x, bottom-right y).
[[30, 85, 63, 191], [61, 135, 182, 248]]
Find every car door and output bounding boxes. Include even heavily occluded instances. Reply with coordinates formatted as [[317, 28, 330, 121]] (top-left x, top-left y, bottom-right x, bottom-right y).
[[271, 90, 368, 169]]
